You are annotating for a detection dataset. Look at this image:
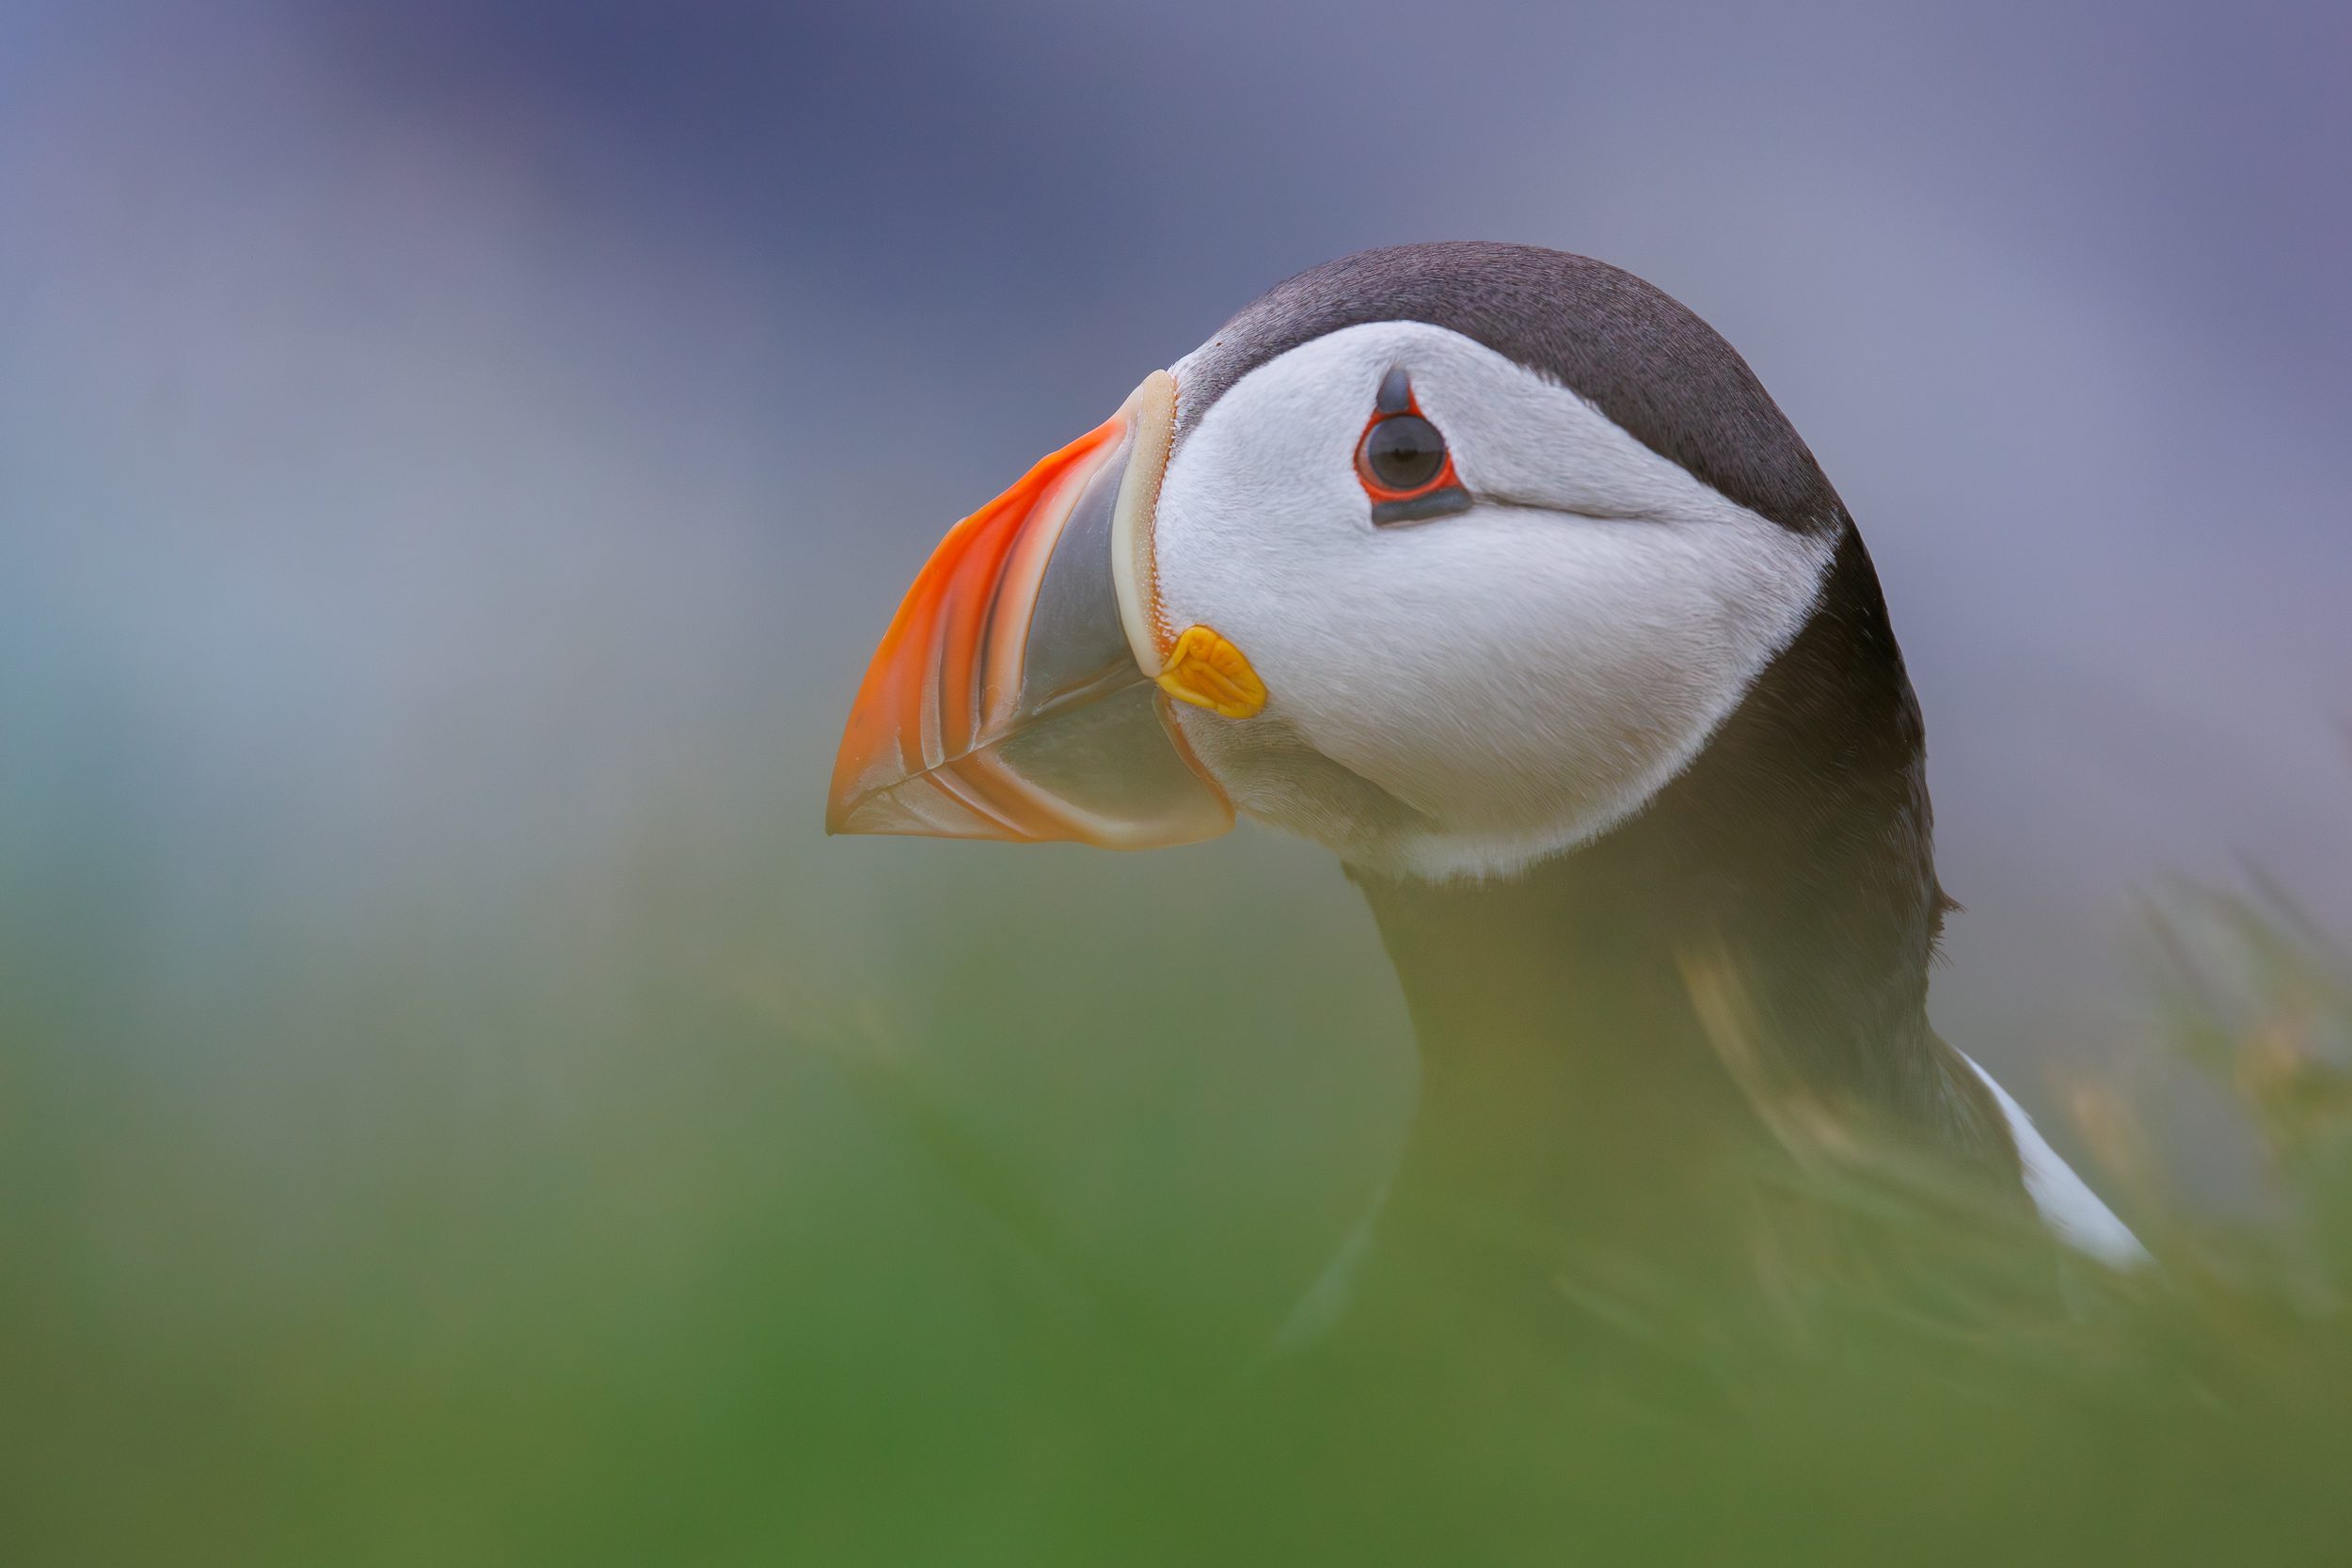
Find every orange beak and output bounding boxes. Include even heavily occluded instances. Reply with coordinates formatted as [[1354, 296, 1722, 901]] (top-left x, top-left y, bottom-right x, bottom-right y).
[[826, 371, 1233, 849]]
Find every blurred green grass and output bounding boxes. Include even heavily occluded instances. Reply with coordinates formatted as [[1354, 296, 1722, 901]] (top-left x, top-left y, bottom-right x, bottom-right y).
[[5, 816, 2352, 1563]]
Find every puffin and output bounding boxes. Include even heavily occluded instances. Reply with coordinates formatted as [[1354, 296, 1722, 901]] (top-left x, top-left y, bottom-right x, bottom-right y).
[[826, 242, 2142, 1321]]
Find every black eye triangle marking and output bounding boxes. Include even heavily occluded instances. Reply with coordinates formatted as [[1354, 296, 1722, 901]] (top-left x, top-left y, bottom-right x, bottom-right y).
[[1360, 364, 1470, 527]]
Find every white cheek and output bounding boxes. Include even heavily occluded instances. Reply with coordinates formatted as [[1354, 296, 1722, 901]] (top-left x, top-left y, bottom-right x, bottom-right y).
[[1308, 511, 1823, 837], [1156, 323, 1832, 879]]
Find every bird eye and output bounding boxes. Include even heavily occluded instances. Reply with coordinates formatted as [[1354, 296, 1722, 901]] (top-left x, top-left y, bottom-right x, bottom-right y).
[[1360, 415, 1448, 493], [1356, 372, 1470, 525]]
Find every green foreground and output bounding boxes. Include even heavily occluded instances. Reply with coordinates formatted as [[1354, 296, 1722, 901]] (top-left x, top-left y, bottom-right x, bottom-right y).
[[6, 848, 2350, 1566]]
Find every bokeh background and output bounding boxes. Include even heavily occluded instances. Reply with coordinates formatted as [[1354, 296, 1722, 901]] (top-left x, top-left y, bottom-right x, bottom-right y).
[[2, 1, 2347, 1560]]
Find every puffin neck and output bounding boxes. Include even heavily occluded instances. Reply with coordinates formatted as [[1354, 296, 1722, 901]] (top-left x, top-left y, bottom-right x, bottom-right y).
[[1350, 529, 2019, 1259]]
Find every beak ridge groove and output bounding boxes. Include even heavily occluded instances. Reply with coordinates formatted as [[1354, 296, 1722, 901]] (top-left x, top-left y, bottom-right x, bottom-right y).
[[826, 372, 1232, 849]]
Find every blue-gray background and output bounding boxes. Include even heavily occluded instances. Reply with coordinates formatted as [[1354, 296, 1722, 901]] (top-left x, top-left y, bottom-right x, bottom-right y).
[[3, 0, 2348, 1329]]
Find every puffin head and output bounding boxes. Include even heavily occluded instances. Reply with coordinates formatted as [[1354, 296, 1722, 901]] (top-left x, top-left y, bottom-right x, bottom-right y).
[[829, 243, 1851, 881]]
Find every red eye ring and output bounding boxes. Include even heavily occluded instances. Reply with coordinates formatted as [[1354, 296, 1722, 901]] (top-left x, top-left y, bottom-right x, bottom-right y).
[[1356, 370, 1470, 525], [1356, 412, 1459, 501]]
